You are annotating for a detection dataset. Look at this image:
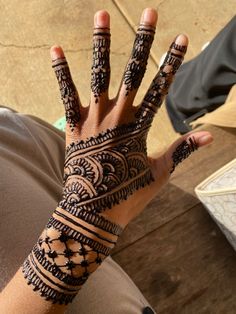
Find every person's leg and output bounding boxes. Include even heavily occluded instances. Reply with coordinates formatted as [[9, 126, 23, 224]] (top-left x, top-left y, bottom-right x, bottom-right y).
[[0, 108, 155, 313]]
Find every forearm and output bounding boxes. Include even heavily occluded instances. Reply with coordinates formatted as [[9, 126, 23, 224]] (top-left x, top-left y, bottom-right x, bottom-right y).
[[0, 207, 121, 313]]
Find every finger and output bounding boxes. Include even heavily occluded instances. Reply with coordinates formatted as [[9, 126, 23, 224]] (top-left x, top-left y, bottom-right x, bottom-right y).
[[164, 131, 213, 174], [116, 8, 157, 107], [51, 46, 81, 133], [91, 10, 111, 104], [136, 34, 188, 124]]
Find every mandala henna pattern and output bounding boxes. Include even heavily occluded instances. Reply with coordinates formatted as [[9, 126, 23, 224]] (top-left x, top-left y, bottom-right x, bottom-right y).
[[123, 26, 155, 96], [59, 121, 153, 215], [91, 27, 110, 103], [53, 58, 80, 131], [170, 137, 198, 174]]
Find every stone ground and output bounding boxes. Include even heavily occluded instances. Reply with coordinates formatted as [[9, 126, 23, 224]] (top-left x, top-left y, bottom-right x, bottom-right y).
[[0, 0, 234, 153]]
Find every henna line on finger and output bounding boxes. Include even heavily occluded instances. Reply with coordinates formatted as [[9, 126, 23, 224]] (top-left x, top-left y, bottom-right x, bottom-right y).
[[170, 42, 187, 53], [93, 32, 111, 37]]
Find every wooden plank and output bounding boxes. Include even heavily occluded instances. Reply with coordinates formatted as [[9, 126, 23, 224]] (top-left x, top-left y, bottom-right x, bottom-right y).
[[112, 203, 236, 313], [113, 182, 198, 254]]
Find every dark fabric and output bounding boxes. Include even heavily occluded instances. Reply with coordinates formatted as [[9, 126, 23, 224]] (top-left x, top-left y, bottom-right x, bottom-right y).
[[166, 15, 236, 133], [143, 306, 155, 314]]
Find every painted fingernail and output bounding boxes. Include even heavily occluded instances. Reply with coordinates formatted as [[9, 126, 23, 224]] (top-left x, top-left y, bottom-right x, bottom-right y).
[[198, 135, 213, 146], [94, 10, 110, 28], [50, 46, 64, 61], [141, 8, 157, 26]]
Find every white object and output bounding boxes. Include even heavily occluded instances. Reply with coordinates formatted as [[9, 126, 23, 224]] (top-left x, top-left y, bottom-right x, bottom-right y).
[[195, 159, 236, 250]]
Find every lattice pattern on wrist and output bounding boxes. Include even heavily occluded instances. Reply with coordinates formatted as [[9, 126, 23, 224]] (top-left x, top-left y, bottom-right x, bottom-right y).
[[22, 214, 115, 304]]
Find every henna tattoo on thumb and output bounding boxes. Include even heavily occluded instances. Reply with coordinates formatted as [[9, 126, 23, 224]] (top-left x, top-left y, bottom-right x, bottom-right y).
[[170, 136, 198, 174]]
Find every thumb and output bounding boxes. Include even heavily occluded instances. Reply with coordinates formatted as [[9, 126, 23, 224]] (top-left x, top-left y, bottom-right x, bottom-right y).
[[164, 131, 213, 174], [149, 131, 213, 181]]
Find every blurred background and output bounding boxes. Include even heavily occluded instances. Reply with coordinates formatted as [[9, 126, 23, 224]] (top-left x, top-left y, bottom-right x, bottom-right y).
[[0, 0, 234, 152]]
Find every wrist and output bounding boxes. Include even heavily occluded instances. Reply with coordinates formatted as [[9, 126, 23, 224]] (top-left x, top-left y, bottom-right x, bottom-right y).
[[22, 206, 122, 305]]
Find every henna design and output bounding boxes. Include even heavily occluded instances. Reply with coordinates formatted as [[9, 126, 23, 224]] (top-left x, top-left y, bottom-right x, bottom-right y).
[[91, 28, 110, 103], [59, 121, 153, 215], [23, 224, 112, 304], [24, 20, 187, 305], [170, 137, 198, 173], [52, 58, 80, 131], [123, 27, 155, 96], [136, 41, 187, 125]]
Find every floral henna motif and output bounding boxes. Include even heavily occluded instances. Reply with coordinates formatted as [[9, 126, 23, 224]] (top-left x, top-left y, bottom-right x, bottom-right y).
[[59, 120, 153, 215], [170, 137, 198, 174], [91, 27, 110, 103], [123, 27, 155, 96]]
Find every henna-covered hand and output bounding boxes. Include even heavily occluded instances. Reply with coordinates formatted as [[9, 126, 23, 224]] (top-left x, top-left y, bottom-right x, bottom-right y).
[[22, 8, 213, 305]]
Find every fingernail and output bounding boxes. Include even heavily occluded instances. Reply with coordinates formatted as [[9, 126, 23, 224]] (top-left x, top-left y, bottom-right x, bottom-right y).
[[174, 34, 189, 47], [95, 10, 110, 28], [141, 8, 157, 26], [50, 46, 64, 61], [198, 135, 213, 146]]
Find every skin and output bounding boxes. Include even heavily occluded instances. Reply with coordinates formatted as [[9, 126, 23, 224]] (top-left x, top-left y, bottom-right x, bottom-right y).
[[0, 8, 213, 314]]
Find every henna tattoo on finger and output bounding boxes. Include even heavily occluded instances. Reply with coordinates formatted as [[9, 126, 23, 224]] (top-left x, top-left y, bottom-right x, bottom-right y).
[[123, 26, 155, 96], [136, 40, 187, 125], [170, 136, 198, 173], [53, 58, 80, 131], [91, 28, 110, 103]]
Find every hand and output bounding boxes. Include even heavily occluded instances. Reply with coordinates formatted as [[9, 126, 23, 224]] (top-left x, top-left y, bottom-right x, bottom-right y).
[[51, 9, 212, 228], [21, 8, 213, 306]]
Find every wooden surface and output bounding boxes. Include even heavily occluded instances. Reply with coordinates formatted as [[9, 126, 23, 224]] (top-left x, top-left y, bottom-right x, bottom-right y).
[[112, 125, 236, 314]]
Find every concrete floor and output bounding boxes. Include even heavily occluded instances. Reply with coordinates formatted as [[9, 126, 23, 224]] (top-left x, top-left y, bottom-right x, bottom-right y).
[[0, 0, 234, 152]]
